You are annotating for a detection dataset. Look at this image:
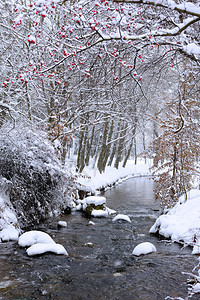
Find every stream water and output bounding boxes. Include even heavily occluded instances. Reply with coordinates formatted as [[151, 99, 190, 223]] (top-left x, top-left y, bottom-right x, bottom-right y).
[[0, 177, 199, 300]]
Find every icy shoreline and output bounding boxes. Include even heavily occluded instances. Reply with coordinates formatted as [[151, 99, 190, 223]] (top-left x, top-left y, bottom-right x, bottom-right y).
[[76, 159, 152, 194]]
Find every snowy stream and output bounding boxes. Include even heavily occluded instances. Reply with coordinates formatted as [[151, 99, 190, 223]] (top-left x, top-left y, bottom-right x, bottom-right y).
[[0, 177, 199, 299]]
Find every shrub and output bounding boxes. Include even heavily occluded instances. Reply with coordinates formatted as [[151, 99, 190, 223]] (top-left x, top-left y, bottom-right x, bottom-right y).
[[0, 127, 75, 227]]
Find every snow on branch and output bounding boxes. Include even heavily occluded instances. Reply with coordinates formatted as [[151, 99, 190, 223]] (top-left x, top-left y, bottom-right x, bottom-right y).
[[113, 0, 200, 18]]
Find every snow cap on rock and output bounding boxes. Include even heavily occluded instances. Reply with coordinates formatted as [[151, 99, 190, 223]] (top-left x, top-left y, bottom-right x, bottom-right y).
[[132, 242, 157, 256], [26, 243, 68, 256], [84, 196, 106, 205], [18, 230, 55, 247], [112, 214, 131, 223]]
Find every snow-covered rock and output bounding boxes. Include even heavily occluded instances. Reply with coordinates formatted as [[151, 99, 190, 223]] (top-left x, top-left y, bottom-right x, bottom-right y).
[[0, 225, 19, 242], [84, 242, 94, 247], [88, 221, 95, 225], [57, 221, 67, 228], [26, 243, 68, 256], [18, 230, 69, 257], [106, 207, 116, 215], [75, 195, 116, 218], [83, 196, 106, 206], [132, 242, 157, 256], [82, 196, 106, 212], [112, 214, 131, 223], [91, 209, 108, 217], [82, 195, 108, 216], [18, 230, 55, 247]]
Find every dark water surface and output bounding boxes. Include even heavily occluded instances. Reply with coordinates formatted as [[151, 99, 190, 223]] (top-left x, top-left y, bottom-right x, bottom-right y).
[[0, 177, 199, 300]]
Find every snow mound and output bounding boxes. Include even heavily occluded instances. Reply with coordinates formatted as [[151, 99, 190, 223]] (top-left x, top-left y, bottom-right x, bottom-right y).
[[112, 214, 131, 223], [192, 283, 200, 294], [149, 189, 200, 252], [106, 207, 116, 215], [58, 221, 67, 227], [91, 209, 108, 217], [0, 225, 19, 242], [0, 177, 20, 242], [84, 196, 106, 205], [26, 243, 68, 256], [132, 242, 157, 256], [18, 230, 55, 247]]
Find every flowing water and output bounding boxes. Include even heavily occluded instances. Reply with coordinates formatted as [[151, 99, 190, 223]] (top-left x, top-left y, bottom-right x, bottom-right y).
[[0, 177, 199, 300]]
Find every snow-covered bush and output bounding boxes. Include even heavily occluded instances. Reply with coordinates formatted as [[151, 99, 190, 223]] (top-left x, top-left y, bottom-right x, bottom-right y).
[[0, 127, 75, 227], [0, 176, 20, 241]]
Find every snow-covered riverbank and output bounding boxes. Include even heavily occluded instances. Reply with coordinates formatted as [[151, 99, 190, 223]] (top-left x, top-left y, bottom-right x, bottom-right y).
[[76, 158, 152, 193]]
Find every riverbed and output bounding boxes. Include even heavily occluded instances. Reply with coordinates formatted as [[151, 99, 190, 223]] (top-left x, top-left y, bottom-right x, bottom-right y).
[[0, 177, 199, 299]]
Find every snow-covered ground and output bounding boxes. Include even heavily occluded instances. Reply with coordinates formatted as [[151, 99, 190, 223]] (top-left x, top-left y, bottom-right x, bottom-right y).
[[0, 178, 20, 242], [150, 189, 200, 254], [149, 189, 200, 296]]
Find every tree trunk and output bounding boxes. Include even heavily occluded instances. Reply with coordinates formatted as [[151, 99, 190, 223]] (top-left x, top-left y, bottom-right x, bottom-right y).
[[97, 120, 109, 173], [85, 124, 95, 166], [102, 119, 114, 172], [108, 121, 121, 167], [114, 124, 127, 169]]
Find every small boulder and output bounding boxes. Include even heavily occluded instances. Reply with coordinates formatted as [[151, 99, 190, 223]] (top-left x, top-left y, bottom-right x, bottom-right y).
[[82, 196, 107, 216], [112, 214, 131, 223]]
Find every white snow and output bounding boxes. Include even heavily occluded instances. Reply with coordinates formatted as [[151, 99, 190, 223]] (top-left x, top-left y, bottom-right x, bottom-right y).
[[150, 189, 200, 253], [192, 283, 200, 294], [18, 230, 68, 256], [0, 178, 20, 242], [183, 43, 200, 56], [84, 196, 106, 205], [76, 194, 116, 217], [88, 221, 95, 225], [28, 35, 36, 43], [0, 225, 19, 242], [81, 196, 106, 211], [91, 209, 108, 217], [58, 221, 67, 227], [77, 159, 152, 192], [177, 2, 200, 15], [106, 207, 116, 215], [112, 214, 131, 223], [26, 243, 68, 256], [18, 230, 56, 247], [132, 242, 157, 256]]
